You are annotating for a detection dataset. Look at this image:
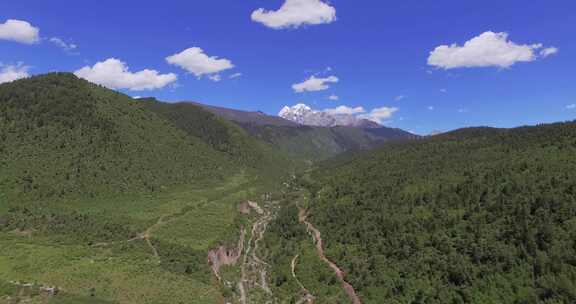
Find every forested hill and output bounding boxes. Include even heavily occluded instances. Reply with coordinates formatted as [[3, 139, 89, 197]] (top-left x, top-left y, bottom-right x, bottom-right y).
[[0, 73, 242, 201], [301, 121, 576, 303], [140, 99, 292, 174]]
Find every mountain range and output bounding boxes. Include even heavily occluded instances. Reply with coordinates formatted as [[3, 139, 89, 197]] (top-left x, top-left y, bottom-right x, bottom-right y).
[[279, 103, 382, 128], [168, 99, 416, 162]]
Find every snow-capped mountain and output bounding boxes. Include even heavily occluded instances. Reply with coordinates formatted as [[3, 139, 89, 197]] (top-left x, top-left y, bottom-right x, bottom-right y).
[[279, 104, 334, 126], [278, 103, 381, 128]]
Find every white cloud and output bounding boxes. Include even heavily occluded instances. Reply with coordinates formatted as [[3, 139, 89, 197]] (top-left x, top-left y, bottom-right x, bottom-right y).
[[166, 47, 234, 77], [208, 74, 222, 82], [74, 58, 177, 91], [49, 37, 77, 52], [358, 107, 399, 124], [0, 64, 30, 84], [428, 106, 435, 110], [0, 19, 40, 44], [394, 95, 405, 101], [540, 47, 558, 58], [566, 104, 576, 110], [251, 0, 336, 29], [328, 94, 339, 101], [428, 31, 556, 69], [292, 75, 338, 93], [229, 72, 242, 79], [324, 105, 365, 116]]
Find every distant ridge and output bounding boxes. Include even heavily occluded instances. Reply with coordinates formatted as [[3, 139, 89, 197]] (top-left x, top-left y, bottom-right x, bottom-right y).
[[185, 101, 299, 127], [176, 100, 417, 162]]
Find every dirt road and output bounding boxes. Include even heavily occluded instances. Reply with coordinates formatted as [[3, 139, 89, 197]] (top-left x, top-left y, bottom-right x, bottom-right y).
[[299, 207, 362, 304], [291, 254, 315, 304]]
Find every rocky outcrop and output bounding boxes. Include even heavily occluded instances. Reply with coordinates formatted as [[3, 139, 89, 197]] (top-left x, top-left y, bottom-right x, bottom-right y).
[[208, 228, 245, 280], [238, 201, 264, 215]]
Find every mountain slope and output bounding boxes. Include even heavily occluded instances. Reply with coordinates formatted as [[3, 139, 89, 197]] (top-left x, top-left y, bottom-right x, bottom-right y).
[[0, 73, 233, 201], [141, 99, 266, 168], [242, 123, 415, 162], [282, 121, 576, 303], [140, 99, 298, 178], [188, 101, 297, 127]]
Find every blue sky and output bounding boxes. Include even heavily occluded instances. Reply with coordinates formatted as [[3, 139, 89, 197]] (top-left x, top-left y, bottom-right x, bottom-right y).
[[1, 0, 575, 134]]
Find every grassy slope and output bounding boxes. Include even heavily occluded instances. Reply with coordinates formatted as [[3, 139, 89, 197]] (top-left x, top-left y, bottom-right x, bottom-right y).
[[0, 173, 265, 304], [300, 122, 576, 303]]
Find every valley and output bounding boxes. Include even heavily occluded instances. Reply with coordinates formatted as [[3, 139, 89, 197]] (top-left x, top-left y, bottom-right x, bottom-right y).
[[1, 74, 575, 304], [1, 0, 574, 302], [0, 74, 376, 303]]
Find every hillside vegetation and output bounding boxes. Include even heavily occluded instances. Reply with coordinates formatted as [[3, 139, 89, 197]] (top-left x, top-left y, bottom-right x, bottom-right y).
[[5, 72, 574, 304], [141, 99, 295, 177], [0, 73, 235, 202], [241, 123, 414, 163], [298, 122, 576, 303], [0, 74, 291, 303]]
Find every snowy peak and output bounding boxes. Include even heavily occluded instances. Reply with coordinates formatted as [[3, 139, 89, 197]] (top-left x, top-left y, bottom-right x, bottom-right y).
[[278, 103, 382, 128], [279, 103, 335, 126], [278, 103, 314, 119]]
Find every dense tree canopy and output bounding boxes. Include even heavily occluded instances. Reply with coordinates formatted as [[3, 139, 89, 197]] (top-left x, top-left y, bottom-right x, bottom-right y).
[[0, 73, 235, 201], [303, 122, 576, 303]]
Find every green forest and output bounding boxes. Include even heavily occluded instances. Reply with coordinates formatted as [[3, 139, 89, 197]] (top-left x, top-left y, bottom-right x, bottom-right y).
[[300, 123, 576, 303], [0, 73, 233, 202]]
